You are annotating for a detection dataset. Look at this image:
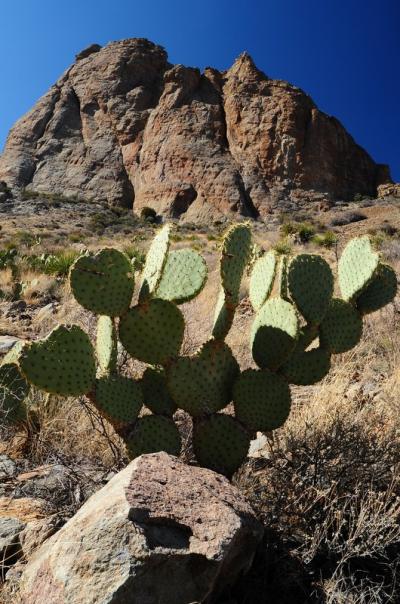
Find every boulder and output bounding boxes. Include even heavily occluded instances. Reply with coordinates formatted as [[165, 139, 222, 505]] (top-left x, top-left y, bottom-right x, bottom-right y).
[[18, 452, 263, 604]]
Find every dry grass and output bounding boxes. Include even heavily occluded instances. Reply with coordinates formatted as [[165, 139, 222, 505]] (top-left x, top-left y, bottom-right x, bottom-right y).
[[231, 303, 400, 603]]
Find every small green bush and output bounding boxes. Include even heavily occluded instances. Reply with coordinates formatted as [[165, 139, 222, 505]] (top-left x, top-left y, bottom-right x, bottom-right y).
[[273, 238, 293, 255], [297, 222, 316, 243], [312, 231, 338, 248], [122, 246, 146, 271], [140, 207, 157, 222]]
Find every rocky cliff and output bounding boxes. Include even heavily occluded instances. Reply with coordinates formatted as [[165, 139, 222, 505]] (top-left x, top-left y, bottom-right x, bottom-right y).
[[0, 38, 392, 220]]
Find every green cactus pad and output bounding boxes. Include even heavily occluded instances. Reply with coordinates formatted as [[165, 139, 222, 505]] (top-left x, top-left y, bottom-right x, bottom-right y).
[[193, 414, 250, 477], [288, 254, 334, 323], [212, 289, 235, 340], [168, 340, 239, 417], [220, 223, 252, 305], [278, 255, 289, 300], [119, 299, 184, 365], [70, 249, 134, 316], [281, 347, 331, 385], [356, 264, 397, 314], [126, 415, 181, 459], [249, 251, 277, 311], [94, 375, 143, 427], [19, 325, 96, 396], [338, 236, 379, 301], [233, 369, 291, 432], [251, 298, 299, 370], [139, 224, 170, 301], [0, 364, 29, 424], [155, 249, 207, 304], [141, 367, 177, 416], [320, 298, 363, 353], [96, 316, 118, 375]]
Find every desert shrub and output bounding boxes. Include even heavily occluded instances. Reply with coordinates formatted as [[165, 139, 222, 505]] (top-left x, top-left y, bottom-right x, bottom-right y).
[[273, 237, 293, 255], [330, 212, 367, 227], [140, 206, 157, 222], [122, 246, 146, 271], [280, 221, 316, 243], [26, 250, 81, 277], [312, 230, 338, 248]]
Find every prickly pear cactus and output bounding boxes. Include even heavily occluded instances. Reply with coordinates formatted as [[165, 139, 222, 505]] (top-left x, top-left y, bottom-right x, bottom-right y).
[[9, 224, 396, 479], [70, 249, 134, 316]]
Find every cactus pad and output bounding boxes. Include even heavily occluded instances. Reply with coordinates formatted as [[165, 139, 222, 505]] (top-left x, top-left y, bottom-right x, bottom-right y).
[[249, 251, 277, 311], [139, 224, 170, 301], [141, 367, 177, 416], [94, 375, 143, 427], [220, 223, 252, 305], [212, 289, 235, 340], [278, 255, 289, 300], [338, 236, 379, 301], [233, 369, 291, 432], [288, 254, 333, 323], [96, 316, 118, 375], [193, 414, 250, 477], [126, 415, 181, 459], [0, 364, 29, 424], [19, 325, 96, 396], [356, 264, 397, 314], [320, 298, 363, 353], [119, 299, 184, 365], [168, 340, 239, 417], [251, 298, 299, 370], [70, 249, 134, 316], [156, 249, 207, 304], [281, 347, 331, 385]]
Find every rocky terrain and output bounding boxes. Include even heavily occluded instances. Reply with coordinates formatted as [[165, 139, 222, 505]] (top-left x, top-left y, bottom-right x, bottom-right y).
[[0, 38, 394, 221]]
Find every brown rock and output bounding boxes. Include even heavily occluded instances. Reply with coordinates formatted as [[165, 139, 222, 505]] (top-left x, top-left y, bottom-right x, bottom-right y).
[[377, 183, 400, 198], [0, 38, 392, 220], [18, 452, 263, 604], [0, 498, 48, 523]]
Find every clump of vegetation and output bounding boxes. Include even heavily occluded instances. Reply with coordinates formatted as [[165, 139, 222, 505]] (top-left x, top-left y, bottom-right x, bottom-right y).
[[122, 246, 146, 271], [280, 220, 316, 243], [330, 211, 367, 227], [2, 227, 397, 481], [312, 230, 338, 248], [273, 237, 293, 255], [20, 189, 87, 204], [140, 206, 158, 223], [27, 250, 81, 277]]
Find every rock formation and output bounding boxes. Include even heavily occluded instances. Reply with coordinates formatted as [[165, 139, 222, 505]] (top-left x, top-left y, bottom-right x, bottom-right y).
[[0, 38, 392, 220], [17, 452, 263, 604]]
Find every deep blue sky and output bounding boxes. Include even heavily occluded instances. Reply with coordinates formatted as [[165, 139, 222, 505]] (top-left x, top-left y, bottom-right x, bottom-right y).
[[1, 0, 399, 180]]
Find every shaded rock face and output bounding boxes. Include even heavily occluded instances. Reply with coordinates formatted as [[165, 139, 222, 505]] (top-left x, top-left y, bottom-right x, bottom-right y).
[[18, 452, 263, 604], [0, 38, 391, 220]]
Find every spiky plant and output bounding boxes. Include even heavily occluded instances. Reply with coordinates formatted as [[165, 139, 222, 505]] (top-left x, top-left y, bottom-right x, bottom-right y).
[[1, 227, 397, 478]]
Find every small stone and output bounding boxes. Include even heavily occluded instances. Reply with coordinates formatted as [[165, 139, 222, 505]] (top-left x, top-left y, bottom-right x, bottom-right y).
[[0, 336, 21, 354], [0, 517, 25, 578], [0, 455, 17, 480]]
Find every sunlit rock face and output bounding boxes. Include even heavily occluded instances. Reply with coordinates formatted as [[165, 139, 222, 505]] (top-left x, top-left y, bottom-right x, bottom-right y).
[[0, 38, 391, 220]]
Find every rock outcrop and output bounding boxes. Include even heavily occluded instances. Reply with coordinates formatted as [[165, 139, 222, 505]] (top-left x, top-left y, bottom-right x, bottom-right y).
[[0, 38, 392, 220], [18, 452, 263, 604]]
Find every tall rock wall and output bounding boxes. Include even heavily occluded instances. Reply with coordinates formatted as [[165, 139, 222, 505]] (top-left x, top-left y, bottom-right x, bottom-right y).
[[0, 38, 391, 220]]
